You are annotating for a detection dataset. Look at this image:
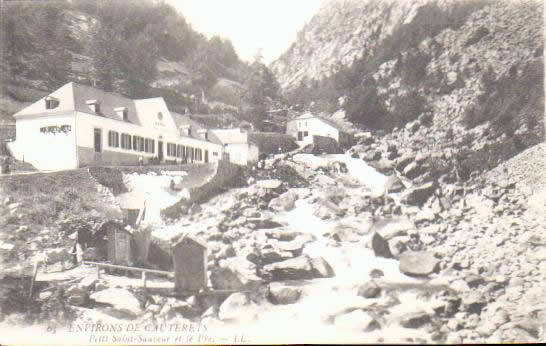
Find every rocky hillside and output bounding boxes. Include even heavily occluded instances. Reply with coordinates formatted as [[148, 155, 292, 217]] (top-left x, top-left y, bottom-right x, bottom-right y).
[[272, 0, 543, 177]]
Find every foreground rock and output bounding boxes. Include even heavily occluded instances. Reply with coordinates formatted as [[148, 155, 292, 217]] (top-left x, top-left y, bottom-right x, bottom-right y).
[[268, 283, 301, 305], [371, 218, 415, 258], [399, 251, 439, 276], [90, 288, 142, 318]]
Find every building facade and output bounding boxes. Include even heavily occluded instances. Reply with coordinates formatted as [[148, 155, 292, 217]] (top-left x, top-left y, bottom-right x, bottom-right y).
[[286, 113, 353, 147], [8, 82, 223, 171], [209, 128, 259, 165]]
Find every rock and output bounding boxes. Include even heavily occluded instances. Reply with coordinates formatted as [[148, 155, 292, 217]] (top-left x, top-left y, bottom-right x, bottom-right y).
[[218, 292, 258, 321], [90, 288, 143, 318], [357, 282, 381, 298], [210, 258, 263, 291], [364, 151, 382, 161], [388, 236, 410, 259], [401, 182, 437, 206], [188, 203, 202, 214], [395, 153, 416, 172], [268, 191, 298, 212], [462, 292, 487, 314], [147, 304, 161, 314], [4, 196, 13, 205], [259, 247, 294, 265], [44, 248, 71, 264], [399, 251, 439, 276], [385, 175, 405, 193], [311, 257, 335, 278], [78, 275, 98, 290], [256, 179, 283, 190], [403, 161, 427, 179], [216, 245, 236, 260], [66, 285, 88, 306], [262, 255, 331, 281], [268, 283, 301, 305], [372, 232, 393, 258], [371, 218, 415, 258], [399, 311, 431, 328], [334, 309, 379, 332], [370, 269, 384, 279]]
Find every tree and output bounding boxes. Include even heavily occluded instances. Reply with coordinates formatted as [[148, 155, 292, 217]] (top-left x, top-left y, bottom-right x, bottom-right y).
[[118, 27, 159, 98], [241, 62, 280, 130], [88, 22, 123, 91]]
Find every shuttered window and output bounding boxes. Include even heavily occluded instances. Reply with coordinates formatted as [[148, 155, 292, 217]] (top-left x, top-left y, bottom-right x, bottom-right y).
[[108, 131, 119, 148]]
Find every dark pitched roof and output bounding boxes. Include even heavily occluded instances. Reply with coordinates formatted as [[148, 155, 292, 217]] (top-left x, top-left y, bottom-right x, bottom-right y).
[[292, 113, 350, 133], [72, 83, 141, 126], [171, 112, 223, 145]]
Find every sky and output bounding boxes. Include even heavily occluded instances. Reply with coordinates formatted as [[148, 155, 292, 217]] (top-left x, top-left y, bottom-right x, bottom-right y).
[[165, 0, 324, 64]]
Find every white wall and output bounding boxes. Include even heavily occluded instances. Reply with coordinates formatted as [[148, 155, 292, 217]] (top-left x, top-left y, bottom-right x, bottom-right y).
[[9, 113, 77, 170], [287, 117, 340, 145], [224, 143, 259, 165], [75, 112, 222, 163]]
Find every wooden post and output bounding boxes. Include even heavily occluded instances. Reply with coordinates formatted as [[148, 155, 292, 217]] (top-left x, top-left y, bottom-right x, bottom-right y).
[[28, 261, 40, 300], [96, 265, 101, 279], [141, 271, 147, 290]]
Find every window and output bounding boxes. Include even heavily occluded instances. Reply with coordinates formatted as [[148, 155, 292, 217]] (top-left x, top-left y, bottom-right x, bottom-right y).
[[145, 138, 155, 154], [158, 112, 163, 120], [123, 110, 128, 121], [304, 131, 309, 137], [167, 143, 177, 157], [121, 134, 132, 150], [45, 99, 59, 109], [108, 131, 119, 148], [132, 136, 144, 152], [176, 144, 185, 158]]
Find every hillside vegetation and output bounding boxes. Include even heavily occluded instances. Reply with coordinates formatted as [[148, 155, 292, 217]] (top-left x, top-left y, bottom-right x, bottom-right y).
[[271, 0, 544, 177], [0, 0, 282, 129]]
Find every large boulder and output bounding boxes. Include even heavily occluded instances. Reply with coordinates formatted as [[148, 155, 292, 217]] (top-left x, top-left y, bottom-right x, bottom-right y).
[[311, 257, 335, 278], [210, 258, 263, 291], [371, 218, 415, 258], [218, 292, 260, 322], [399, 251, 439, 276], [400, 182, 437, 207], [262, 255, 334, 281], [268, 191, 298, 212], [403, 161, 428, 180], [268, 283, 301, 305], [334, 309, 380, 332], [395, 153, 416, 172], [90, 288, 142, 318], [357, 281, 381, 299]]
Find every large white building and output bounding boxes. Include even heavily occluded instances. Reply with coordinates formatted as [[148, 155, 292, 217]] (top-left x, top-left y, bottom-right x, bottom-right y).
[[286, 112, 353, 147], [8, 82, 224, 171]]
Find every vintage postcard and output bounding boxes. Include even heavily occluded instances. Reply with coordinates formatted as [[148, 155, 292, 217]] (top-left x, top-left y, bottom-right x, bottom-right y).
[[0, 0, 544, 344]]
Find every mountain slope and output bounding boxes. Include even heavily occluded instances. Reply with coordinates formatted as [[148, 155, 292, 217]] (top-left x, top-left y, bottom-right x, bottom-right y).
[[271, 0, 544, 176]]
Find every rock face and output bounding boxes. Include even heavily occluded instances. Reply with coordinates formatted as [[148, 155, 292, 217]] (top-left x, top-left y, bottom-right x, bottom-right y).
[[90, 288, 142, 318], [398, 251, 439, 276]]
